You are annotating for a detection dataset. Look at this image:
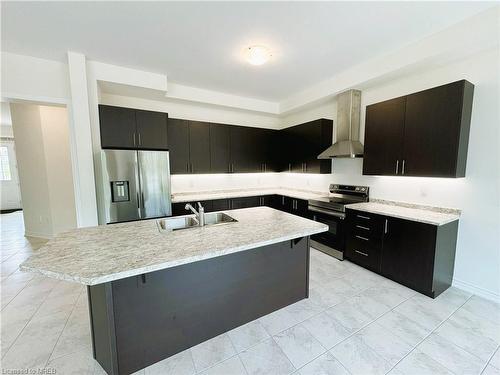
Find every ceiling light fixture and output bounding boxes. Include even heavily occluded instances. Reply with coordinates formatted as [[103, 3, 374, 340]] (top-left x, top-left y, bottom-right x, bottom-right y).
[[245, 45, 272, 66]]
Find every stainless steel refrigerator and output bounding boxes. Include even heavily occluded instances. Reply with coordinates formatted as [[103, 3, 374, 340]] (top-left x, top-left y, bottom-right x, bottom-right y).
[[101, 149, 172, 224]]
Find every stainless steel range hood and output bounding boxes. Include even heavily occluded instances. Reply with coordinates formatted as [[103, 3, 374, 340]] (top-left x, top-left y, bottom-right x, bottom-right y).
[[318, 89, 363, 159]]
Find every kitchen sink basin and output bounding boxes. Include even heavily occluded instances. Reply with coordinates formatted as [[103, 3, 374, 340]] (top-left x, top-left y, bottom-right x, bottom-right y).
[[203, 212, 238, 225], [157, 212, 237, 232]]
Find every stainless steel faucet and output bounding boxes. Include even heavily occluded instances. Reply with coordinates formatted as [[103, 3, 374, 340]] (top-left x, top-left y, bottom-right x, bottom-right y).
[[185, 202, 205, 227]]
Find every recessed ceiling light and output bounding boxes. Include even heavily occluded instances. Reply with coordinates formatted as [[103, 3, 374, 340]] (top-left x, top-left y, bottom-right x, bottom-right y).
[[245, 45, 272, 66]]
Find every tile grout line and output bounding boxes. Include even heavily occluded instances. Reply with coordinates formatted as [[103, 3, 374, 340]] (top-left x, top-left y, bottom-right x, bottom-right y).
[[480, 344, 500, 374], [383, 293, 475, 374], [1, 278, 60, 359], [43, 288, 84, 368]]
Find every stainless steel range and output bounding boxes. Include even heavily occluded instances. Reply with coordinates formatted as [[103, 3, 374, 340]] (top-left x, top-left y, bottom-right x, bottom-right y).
[[308, 184, 369, 260]]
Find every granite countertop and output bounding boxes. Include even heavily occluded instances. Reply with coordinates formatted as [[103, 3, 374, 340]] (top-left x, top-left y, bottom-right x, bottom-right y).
[[171, 187, 326, 203], [346, 200, 460, 226], [20, 207, 328, 286]]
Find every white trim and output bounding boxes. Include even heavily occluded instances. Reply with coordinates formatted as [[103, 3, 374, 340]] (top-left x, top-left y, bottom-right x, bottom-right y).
[[1, 92, 69, 106], [452, 278, 500, 303], [24, 231, 53, 240]]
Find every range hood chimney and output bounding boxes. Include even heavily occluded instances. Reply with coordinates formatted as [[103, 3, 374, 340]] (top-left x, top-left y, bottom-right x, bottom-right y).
[[318, 89, 363, 159]]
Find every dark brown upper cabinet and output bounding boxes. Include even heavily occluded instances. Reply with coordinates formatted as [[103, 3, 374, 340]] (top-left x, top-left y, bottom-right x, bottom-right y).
[[99, 105, 137, 149], [167, 119, 211, 174], [188, 121, 211, 174], [280, 119, 333, 174], [229, 126, 260, 173], [363, 97, 406, 176], [209, 123, 231, 173], [363, 80, 474, 178], [135, 109, 168, 151], [167, 118, 190, 174], [99, 105, 168, 151]]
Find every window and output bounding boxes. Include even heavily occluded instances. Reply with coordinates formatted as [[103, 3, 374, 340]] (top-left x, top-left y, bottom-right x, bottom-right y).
[[0, 146, 12, 181]]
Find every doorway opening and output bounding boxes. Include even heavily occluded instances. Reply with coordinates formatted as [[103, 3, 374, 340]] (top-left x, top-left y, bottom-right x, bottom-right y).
[[2, 101, 77, 239]]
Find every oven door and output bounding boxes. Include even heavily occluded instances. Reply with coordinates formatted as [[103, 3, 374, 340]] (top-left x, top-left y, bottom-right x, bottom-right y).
[[309, 206, 345, 260]]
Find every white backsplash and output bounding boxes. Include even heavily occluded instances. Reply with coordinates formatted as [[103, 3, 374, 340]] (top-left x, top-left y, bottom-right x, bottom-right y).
[[172, 158, 467, 211], [171, 173, 282, 193]]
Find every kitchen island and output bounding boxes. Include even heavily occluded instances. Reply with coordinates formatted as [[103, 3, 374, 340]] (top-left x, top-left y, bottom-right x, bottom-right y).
[[20, 207, 327, 375]]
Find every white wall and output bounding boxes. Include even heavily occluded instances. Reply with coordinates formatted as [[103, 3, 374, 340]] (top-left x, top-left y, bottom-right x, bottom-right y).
[[10, 103, 54, 237], [280, 48, 500, 300], [38, 105, 78, 234], [171, 173, 281, 194], [10, 103, 77, 238], [99, 93, 281, 129], [1, 52, 70, 103]]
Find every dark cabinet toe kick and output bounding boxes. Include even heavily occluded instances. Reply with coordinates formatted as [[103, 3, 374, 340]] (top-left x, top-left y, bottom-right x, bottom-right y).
[[87, 237, 310, 375]]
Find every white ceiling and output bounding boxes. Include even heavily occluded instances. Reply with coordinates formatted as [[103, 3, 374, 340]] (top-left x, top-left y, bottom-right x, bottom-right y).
[[1, 1, 494, 101]]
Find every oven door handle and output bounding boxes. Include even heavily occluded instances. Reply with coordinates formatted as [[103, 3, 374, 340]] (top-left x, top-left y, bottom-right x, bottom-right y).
[[308, 206, 346, 219]]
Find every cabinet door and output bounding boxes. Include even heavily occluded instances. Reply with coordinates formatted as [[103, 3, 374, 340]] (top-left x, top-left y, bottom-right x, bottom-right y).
[[255, 128, 275, 172], [99, 105, 137, 149], [402, 81, 469, 177], [230, 196, 261, 209], [230, 127, 261, 173], [211, 199, 231, 211], [188, 121, 211, 174], [381, 217, 436, 294], [172, 202, 187, 216], [135, 110, 168, 150], [167, 119, 190, 174], [272, 195, 292, 212], [210, 123, 231, 173], [290, 199, 309, 218], [363, 97, 406, 176]]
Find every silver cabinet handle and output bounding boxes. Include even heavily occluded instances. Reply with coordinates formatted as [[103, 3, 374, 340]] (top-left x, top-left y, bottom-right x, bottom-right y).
[[356, 214, 370, 220], [282, 196, 285, 205], [355, 250, 369, 257], [288, 163, 291, 172], [395, 160, 399, 175], [138, 133, 142, 146], [304, 163, 307, 172], [402, 160, 406, 175], [355, 235, 369, 241], [384, 219, 388, 234], [356, 225, 370, 231], [133, 133, 137, 147]]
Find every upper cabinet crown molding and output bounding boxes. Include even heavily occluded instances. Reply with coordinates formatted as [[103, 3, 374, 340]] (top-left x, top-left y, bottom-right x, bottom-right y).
[[363, 80, 474, 178]]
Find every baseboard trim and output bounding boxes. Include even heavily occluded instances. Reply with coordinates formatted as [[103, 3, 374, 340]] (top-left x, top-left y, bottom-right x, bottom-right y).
[[24, 231, 53, 240], [1, 208, 23, 214], [452, 278, 500, 303]]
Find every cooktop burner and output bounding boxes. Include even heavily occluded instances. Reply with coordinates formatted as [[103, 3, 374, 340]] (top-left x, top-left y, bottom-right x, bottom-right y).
[[308, 184, 370, 212]]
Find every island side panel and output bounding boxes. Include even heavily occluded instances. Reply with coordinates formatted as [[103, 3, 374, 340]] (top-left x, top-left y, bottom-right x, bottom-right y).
[[88, 237, 310, 375], [87, 283, 119, 375]]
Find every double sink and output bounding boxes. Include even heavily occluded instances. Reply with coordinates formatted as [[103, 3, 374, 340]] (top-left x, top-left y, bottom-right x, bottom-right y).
[[157, 212, 237, 232]]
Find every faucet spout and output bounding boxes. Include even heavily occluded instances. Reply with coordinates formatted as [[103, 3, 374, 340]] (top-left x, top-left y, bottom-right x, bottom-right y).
[[185, 202, 205, 227]]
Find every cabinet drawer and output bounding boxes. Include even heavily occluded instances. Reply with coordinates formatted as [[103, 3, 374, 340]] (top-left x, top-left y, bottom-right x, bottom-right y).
[[347, 209, 385, 240], [345, 237, 381, 272]]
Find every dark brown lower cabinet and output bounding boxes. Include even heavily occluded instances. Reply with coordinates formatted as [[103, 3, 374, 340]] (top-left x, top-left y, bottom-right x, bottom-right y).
[[230, 196, 261, 209], [346, 209, 458, 298], [88, 237, 309, 375]]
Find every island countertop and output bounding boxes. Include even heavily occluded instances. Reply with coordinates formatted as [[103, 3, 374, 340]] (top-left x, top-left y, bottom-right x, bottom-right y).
[[20, 207, 328, 286]]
